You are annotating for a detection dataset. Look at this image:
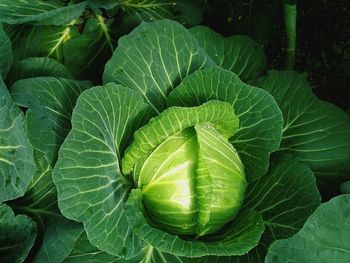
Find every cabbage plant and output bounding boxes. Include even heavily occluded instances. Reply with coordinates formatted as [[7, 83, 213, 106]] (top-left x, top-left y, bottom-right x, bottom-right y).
[[49, 19, 350, 261], [1, 2, 350, 259]]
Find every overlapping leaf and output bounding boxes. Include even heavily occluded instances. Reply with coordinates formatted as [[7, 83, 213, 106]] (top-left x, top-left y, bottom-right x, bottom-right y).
[[7, 57, 73, 86], [0, 0, 86, 26], [167, 67, 283, 182], [252, 70, 350, 182], [63, 17, 114, 80], [0, 204, 37, 263], [5, 24, 78, 61], [33, 219, 84, 263], [239, 154, 320, 261], [0, 77, 35, 202], [6, 17, 114, 81], [9, 150, 59, 230], [266, 194, 350, 263], [122, 0, 201, 25], [11, 77, 91, 165], [53, 83, 154, 256], [103, 19, 214, 112], [0, 24, 12, 78], [117, 0, 202, 34], [190, 26, 267, 81], [62, 232, 141, 263]]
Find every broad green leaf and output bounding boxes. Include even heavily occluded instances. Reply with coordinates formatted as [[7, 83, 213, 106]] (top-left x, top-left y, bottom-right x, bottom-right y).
[[0, 76, 35, 202], [239, 154, 320, 262], [11, 77, 91, 165], [6, 57, 73, 86], [63, 17, 114, 80], [190, 154, 321, 263], [167, 67, 283, 182], [252, 71, 350, 181], [117, 0, 202, 34], [6, 24, 79, 61], [62, 231, 140, 263], [244, 154, 320, 240], [266, 194, 350, 263], [190, 26, 267, 81], [53, 83, 154, 257], [0, 203, 37, 263], [0, 24, 12, 78], [33, 219, 84, 263], [126, 189, 264, 257], [122, 100, 239, 175], [9, 150, 59, 231], [6, 18, 113, 82], [103, 19, 214, 113], [0, 0, 86, 26]]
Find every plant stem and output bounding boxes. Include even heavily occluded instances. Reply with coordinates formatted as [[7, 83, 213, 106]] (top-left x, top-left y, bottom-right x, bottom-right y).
[[284, 1, 297, 69]]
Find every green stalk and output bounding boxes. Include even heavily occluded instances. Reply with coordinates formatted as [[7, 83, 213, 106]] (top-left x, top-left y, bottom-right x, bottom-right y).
[[284, 1, 297, 69]]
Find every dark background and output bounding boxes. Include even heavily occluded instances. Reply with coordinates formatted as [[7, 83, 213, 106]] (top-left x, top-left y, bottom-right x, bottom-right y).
[[202, 0, 350, 111]]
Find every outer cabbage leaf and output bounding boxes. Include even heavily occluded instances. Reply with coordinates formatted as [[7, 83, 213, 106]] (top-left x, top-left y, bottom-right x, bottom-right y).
[[33, 218, 84, 263], [0, 0, 86, 26], [9, 150, 59, 230], [252, 70, 350, 182], [62, 231, 141, 263], [53, 83, 154, 257], [6, 19, 112, 81], [0, 203, 37, 263], [190, 26, 267, 81], [63, 17, 114, 80], [117, 0, 202, 35], [126, 189, 264, 257], [103, 19, 214, 113], [6, 57, 73, 86], [167, 67, 283, 182], [11, 77, 91, 165], [5, 24, 79, 62], [266, 194, 350, 263], [0, 24, 12, 78], [0, 76, 35, 202], [237, 154, 320, 262]]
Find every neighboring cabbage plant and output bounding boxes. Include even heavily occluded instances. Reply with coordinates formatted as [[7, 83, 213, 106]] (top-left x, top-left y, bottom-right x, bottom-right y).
[[51, 19, 350, 261]]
